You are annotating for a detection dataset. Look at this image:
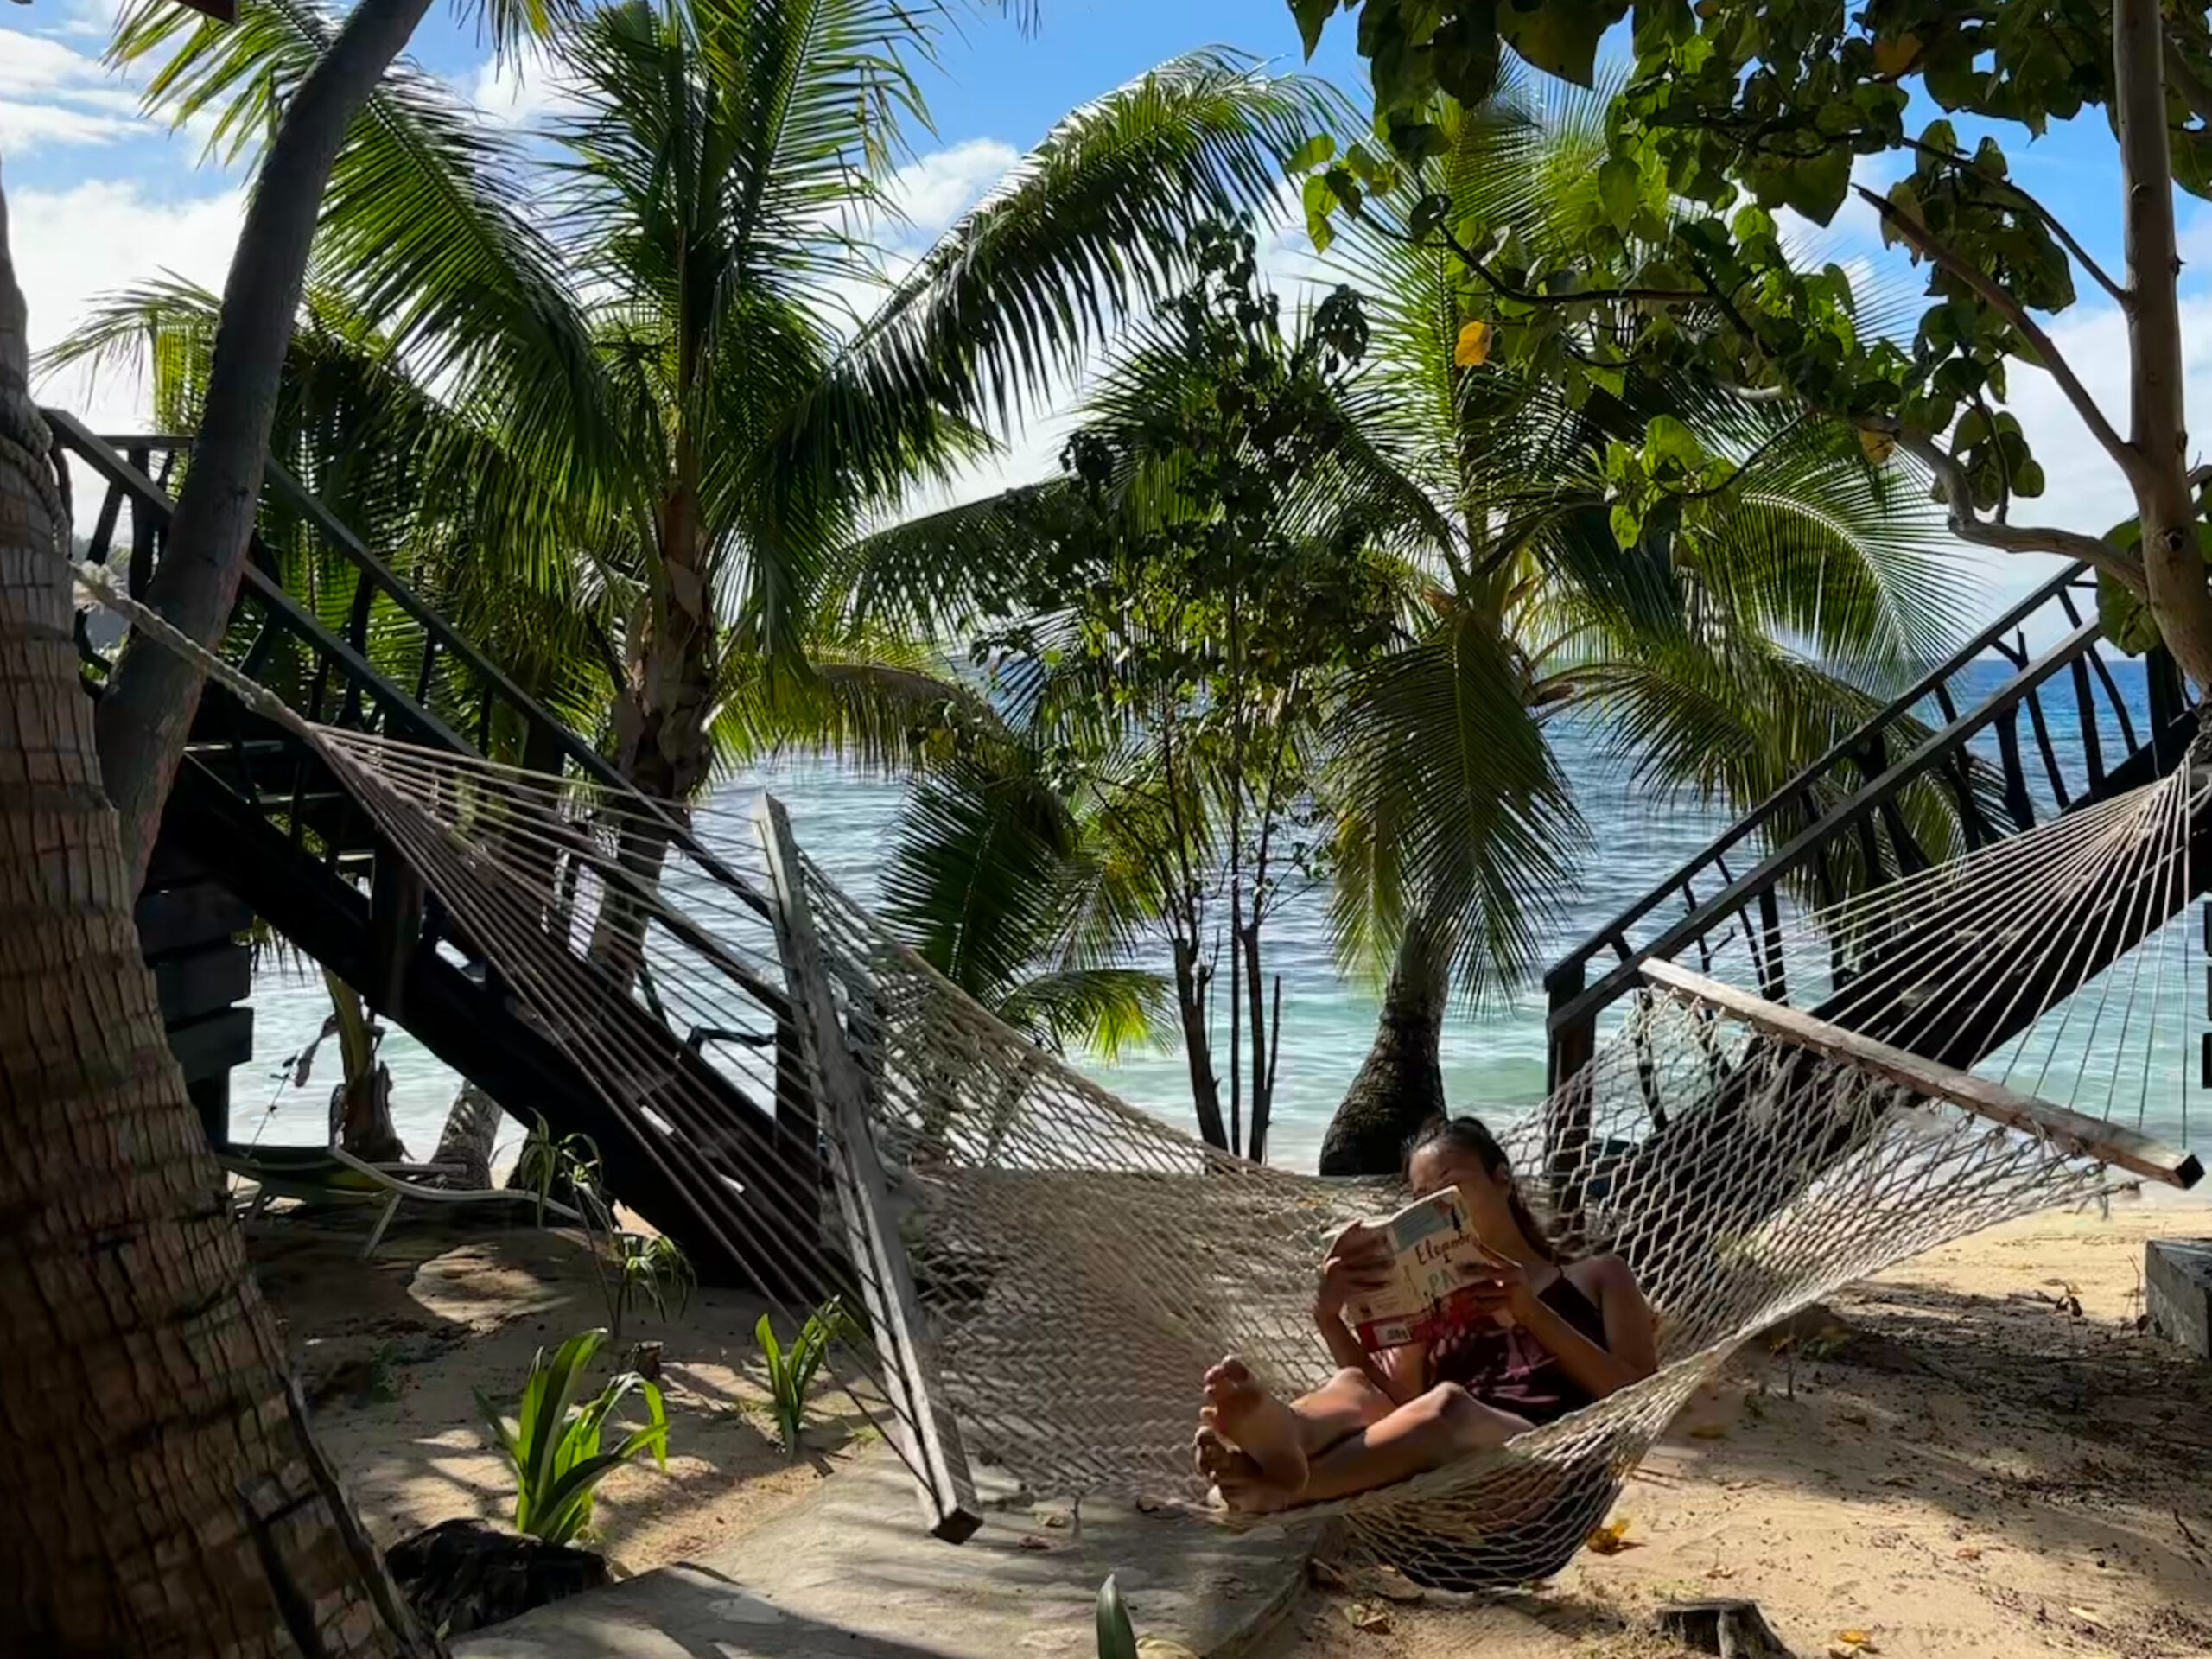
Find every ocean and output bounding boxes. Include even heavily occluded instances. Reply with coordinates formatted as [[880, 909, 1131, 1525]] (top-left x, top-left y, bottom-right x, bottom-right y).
[[226, 657, 2209, 1174]]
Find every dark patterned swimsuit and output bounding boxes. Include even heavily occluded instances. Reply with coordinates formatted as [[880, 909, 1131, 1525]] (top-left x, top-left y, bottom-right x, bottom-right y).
[[1426, 1269, 1610, 1424]]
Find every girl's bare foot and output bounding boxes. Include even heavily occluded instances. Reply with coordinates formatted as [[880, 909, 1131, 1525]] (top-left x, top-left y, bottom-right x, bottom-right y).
[[1192, 1425, 1298, 1514], [1198, 1357, 1308, 1505]]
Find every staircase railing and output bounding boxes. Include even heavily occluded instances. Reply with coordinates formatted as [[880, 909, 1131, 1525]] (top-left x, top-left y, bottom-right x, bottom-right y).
[[1541, 562, 2196, 1090]]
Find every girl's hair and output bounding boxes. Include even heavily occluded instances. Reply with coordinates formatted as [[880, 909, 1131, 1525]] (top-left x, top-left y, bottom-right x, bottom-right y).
[[1403, 1115, 1565, 1263]]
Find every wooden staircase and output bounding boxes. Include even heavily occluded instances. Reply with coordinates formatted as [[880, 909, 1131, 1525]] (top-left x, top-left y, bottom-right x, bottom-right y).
[[52, 413, 805, 1290], [1543, 563, 2201, 1091]]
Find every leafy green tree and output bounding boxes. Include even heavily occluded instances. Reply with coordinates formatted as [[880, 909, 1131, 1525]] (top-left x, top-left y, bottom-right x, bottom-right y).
[[851, 226, 1430, 1157], [1293, 0, 2212, 690]]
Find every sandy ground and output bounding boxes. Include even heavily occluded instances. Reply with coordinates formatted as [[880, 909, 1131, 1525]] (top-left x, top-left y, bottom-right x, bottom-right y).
[[251, 1188, 2212, 1658], [1290, 1192, 2212, 1659], [249, 1206, 873, 1573]]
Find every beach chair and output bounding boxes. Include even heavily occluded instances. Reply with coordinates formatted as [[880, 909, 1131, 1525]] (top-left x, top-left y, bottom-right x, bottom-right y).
[[220, 1144, 586, 1259]]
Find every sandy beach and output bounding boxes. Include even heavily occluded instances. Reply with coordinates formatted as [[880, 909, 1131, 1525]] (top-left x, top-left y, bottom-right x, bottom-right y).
[[253, 1187, 2212, 1658]]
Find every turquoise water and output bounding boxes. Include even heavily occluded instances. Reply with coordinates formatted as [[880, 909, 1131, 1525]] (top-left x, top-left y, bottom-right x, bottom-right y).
[[228, 658, 2209, 1172]]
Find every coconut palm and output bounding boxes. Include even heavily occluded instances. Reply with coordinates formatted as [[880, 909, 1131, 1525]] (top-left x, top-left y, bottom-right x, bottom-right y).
[[83, 0, 1338, 818], [1312, 79, 1970, 1169], [0, 178, 424, 1656]]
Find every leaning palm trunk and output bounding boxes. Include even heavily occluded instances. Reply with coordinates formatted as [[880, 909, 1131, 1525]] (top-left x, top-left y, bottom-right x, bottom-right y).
[[95, 0, 440, 888], [0, 180, 430, 1657], [1320, 912, 1452, 1175]]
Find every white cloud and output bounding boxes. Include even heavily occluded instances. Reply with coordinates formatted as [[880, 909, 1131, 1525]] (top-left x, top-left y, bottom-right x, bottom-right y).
[[878, 138, 1018, 245], [0, 25, 154, 151], [0, 99, 139, 151], [466, 46, 586, 130], [10, 177, 245, 522]]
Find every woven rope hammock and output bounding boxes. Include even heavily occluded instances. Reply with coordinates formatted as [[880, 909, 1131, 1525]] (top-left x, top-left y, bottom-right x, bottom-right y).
[[78, 561, 2208, 1591]]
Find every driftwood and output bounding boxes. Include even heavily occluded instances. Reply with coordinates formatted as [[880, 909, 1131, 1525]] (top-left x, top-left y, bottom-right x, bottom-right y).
[[1656, 1599, 1796, 1659]]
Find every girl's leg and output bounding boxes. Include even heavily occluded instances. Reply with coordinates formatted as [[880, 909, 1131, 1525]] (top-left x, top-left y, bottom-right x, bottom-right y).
[[1194, 1357, 1394, 1501], [1291, 1383, 1531, 1506]]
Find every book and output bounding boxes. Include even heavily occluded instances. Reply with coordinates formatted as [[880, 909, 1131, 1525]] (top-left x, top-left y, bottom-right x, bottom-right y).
[[1342, 1190, 1504, 1351]]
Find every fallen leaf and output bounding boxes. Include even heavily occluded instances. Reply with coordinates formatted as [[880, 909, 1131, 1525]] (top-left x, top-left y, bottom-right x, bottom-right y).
[[1454, 320, 1494, 367], [1689, 1423, 1729, 1440], [1954, 1545, 1982, 1561], [1344, 1600, 1393, 1635], [1016, 1534, 1052, 1552], [1369, 1569, 1423, 1604], [2066, 1607, 2105, 1626], [1837, 1631, 1872, 1647], [1136, 1641, 1199, 1659], [1038, 1512, 1068, 1529], [1584, 1516, 1637, 1555], [1706, 1564, 1737, 1580]]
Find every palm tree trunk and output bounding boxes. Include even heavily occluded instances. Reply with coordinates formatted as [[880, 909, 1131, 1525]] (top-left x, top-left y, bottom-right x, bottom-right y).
[[0, 175, 432, 1658], [1319, 912, 1451, 1176], [96, 0, 440, 889]]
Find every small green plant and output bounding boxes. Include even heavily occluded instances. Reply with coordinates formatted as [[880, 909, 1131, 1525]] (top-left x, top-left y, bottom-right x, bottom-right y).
[[475, 1328, 669, 1546], [612, 1233, 696, 1338], [1096, 1576, 1137, 1659], [515, 1114, 605, 1228], [756, 1296, 855, 1457]]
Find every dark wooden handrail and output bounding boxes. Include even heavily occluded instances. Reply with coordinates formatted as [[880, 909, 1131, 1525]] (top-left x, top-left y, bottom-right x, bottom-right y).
[[1547, 613, 2153, 1040], [1544, 560, 2101, 993], [50, 411, 774, 921]]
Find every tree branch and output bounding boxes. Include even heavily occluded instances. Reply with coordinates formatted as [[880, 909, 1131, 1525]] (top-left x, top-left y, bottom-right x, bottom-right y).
[[2116, 0, 2212, 689], [1895, 136, 2128, 307], [1414, 219, 1711, 308], [1854, 184, 2141, 489], [2163, 32, 2212, 130], [1875, 423, 2145, 585]]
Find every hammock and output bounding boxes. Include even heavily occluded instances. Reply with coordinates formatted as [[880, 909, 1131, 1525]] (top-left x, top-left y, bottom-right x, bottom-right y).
[[74, 561, 2208, 1591]]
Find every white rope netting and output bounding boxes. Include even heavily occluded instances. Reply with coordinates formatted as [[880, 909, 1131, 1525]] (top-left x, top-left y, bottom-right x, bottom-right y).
[[305, 722, 2193, 1590], [63, 558, 2204, 1589]]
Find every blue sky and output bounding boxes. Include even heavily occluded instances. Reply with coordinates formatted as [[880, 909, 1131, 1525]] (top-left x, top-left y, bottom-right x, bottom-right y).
[[4, 0, 2207, 642]]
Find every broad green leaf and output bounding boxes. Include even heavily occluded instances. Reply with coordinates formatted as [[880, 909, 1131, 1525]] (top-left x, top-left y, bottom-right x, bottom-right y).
[[1497, 0, 1615, 86], [1097, 1576, 1141, 1659], [2099, 569, 2162, 656], [1598, 156, 1641, 228], [1288, 132, 1336, 172], [1290, 0, 1338, 58]]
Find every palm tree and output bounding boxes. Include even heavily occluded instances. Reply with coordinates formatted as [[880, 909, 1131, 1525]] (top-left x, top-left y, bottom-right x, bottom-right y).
[[88, 0, 1335, 833], [0, 174, 426, 1659], [1312, 81, 1968, 1170]]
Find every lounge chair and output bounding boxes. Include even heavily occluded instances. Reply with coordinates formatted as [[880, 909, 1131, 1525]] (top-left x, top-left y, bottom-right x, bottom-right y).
[[220, 1144, 586, 1259]]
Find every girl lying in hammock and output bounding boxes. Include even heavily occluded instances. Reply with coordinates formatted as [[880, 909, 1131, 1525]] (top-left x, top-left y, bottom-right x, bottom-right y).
[[1193, 1116, 1659, 1513]]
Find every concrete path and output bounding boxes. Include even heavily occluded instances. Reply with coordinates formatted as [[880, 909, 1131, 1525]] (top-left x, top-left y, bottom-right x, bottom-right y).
[[454, 1452, 1321, 1659]]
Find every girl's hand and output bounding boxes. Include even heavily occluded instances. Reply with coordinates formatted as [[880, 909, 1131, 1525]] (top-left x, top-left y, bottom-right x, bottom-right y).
[[1316, 1221, 1395, 1317], [1459, 1250, 1538, 1325]]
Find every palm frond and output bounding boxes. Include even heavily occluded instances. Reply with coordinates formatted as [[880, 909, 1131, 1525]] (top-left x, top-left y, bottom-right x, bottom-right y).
[[109, 0, 622, 514], [1327, 610, 1585, 1004]]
